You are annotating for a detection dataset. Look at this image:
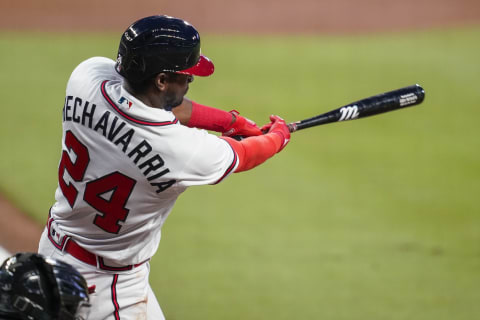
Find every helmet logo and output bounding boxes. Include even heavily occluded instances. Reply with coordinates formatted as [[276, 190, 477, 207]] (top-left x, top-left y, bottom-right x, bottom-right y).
[[124, 31, 133, 41]]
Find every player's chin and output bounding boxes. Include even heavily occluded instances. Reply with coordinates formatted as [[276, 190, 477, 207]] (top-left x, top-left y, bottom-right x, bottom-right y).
[[165, 98, 183, 110]]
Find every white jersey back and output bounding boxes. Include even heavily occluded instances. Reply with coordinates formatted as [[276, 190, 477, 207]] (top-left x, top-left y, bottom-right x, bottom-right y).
[[51, 57, 238, 265]]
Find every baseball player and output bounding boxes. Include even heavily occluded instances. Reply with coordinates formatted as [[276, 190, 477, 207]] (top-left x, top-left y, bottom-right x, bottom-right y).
[[38, 15, 290, 319], [0, 252, 91, 320]]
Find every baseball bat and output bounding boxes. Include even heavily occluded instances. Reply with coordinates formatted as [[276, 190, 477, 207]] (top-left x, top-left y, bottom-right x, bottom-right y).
[[287, 84, 425, 132]]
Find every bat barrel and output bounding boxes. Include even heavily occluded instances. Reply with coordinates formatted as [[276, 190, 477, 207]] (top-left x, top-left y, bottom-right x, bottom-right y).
[[288, 84, 425, 132], [364, 84, 424, 109]]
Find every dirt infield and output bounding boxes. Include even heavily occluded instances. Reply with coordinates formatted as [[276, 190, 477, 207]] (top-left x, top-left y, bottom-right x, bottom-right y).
[[0, 0, 479, 255], [0, 195, 42, 253]]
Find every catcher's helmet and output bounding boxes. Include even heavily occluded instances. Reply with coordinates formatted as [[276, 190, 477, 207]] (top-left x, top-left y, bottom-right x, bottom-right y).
[[0, 253, 90, 320], [115, 15, 214, 83]]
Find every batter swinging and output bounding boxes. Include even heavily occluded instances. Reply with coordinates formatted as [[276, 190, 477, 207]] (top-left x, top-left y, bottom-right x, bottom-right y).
[[38, 15, 290, 319]]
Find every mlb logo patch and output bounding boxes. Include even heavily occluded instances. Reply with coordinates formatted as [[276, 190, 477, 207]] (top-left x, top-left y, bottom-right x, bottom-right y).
[[118, 96, 133, 108]]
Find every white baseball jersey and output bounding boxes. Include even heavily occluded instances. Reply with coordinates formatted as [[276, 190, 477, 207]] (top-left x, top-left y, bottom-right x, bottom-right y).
[[51, 57, 238, 265]]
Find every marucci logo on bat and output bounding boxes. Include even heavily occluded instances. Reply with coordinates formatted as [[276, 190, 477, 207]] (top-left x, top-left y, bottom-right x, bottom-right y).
[[286, 84, 424, 131], [338, 105, 359, 121]]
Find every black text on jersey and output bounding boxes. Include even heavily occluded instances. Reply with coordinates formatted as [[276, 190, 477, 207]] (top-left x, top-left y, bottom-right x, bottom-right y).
[[63, 95, 176, 193]]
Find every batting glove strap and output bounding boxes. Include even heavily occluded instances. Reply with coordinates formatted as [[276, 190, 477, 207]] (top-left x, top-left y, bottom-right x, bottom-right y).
[[223, 110, 263, 137], [267, 115, 291, 152]]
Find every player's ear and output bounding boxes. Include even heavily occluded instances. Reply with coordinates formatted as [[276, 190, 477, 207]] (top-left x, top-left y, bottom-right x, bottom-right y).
[[154, 73, 168, 92]]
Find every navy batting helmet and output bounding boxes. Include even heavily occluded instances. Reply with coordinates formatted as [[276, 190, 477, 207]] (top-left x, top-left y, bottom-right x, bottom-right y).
[[0, 253, 90, 320], [115, 15, 214, 83]]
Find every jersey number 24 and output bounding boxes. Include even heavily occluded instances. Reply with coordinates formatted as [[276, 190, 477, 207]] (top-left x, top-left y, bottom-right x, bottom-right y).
[[58, 130, 136, 234]]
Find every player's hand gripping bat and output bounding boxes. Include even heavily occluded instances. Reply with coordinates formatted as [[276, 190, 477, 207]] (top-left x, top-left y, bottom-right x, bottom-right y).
[[286, 84, 425, 132]]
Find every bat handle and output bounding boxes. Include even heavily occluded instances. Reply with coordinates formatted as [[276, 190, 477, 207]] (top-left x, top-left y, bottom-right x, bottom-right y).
[[287, 122, 298, 133], [232, 122, 296, 140]]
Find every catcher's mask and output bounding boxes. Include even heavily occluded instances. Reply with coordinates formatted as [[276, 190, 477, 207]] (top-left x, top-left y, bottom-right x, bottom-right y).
[[0, 252, 91, 320]]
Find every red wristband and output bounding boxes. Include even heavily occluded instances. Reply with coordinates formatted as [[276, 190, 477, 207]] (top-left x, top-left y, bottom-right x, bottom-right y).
[[187, 101, 233, 132]]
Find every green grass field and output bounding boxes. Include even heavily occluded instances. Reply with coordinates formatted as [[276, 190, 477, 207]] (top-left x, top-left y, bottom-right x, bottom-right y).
[[0, 27, 479, 319]]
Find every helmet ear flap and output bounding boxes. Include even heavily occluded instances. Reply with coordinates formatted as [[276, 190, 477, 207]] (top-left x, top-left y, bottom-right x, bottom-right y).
[[116, 42, 149, 83], [133, 53, 147, 75]]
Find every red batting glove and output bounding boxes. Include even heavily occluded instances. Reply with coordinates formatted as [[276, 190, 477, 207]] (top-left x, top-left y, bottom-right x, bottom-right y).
[[266, 115, 291, 152], [260, 122, 272, 133], [222, 110, 263, 137], [221, 115, 291, 172]]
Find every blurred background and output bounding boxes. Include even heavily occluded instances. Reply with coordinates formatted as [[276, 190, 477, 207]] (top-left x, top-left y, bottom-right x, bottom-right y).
[[0, 0, 479, 319]]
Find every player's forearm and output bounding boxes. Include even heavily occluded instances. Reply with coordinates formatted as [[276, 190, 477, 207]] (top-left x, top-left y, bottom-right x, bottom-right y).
[[185, 100, 234, 131], [173, 99, 263, 138], [171, 98, 232, 127], [221, 115, 290, 172], [180, 100, 264, 138], [221, 133, 283, 172]]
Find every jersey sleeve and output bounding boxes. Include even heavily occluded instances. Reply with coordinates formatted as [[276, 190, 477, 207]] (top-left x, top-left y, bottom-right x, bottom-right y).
[[168, 126, 239, 186], [67, 57, 119, 93]]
